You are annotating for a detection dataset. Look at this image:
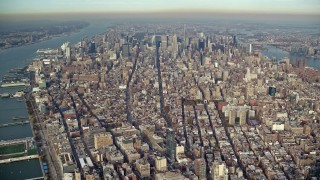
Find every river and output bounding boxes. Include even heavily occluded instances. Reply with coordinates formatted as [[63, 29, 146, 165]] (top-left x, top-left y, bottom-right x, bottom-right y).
[[0, 20, 111, 180], [261, 45, 320, 69]]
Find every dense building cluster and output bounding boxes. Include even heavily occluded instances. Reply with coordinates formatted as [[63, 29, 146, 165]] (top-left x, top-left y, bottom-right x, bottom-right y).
[[28, 24, 320, 179]]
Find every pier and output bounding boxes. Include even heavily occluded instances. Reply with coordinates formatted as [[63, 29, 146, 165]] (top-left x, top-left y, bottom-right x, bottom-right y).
[[12, 116, 28, 120], [0, 155, 39, 164], [25, 177, 45, 180], [0, 137, 32, 146], [0, 121, 30, 128]]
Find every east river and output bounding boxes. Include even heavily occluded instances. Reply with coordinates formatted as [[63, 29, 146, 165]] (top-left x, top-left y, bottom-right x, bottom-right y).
[[0, 20, 111, 180], [261, 45, 320, 69]]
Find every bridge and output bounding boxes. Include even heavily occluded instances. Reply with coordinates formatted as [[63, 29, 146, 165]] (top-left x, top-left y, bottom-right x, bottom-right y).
[[0, 121, 30, 128], [251, 42, 284, 46]]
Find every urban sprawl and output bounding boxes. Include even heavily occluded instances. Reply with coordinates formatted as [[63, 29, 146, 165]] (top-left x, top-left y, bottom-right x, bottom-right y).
[[16, 23, 320, 179]]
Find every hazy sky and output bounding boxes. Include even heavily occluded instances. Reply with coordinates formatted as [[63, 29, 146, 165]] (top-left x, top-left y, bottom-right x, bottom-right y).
[[1, 0, 320, 15]]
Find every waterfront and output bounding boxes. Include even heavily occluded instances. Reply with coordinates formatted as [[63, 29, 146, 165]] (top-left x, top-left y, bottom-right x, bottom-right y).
[[0, 158, 43, 180], [0, 21, 111, 139], [261, 45, 320, 69], [0, 20, 111, 179], [0, 87, 32, 140], [0, 20, 111, 78]]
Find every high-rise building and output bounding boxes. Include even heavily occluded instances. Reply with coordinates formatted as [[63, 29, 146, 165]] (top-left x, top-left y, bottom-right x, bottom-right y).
[[228, 110, 236, 125], [88, 41, 96, 54], [94, 132, 113, 149], [233, 35, 238, 48], [155, 156, 167, 172], [296, 58, 307, 68], [268, 86, 276, 97], [183, 24, 186, 47], [75, 171, 81, 180], [103, 34, 107, 43], [200, 51, 204, 66], [135, 159, 150, 178], [122, 43, 130, 58], [161, 35, 167, 50], [246, 86, 255, 99], [172, 34, 178, 52], [66, 46, 71, 60], [211, 161, 228, 180], [29, 69, 36, 86], [194, 158, 206, 179], [222, 70, 229, 81], [166, 128, 176, 163], [239, 110, 247, 125], [199, 38, 205, 51]]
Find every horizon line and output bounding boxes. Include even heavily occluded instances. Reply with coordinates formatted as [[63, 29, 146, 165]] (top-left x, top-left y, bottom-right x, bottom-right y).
[[1, 10, 320, 17]]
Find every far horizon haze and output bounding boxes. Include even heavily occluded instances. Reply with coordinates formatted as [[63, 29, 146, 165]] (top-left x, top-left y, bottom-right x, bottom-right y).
[[1, 0, 320, 16]]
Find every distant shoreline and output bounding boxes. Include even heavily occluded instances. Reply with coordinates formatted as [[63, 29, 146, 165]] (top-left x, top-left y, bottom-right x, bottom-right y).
[[0, 24, 89, 52]]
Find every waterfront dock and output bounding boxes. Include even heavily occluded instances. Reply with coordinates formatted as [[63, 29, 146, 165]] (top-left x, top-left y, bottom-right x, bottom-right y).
[[0, 155, 39, 164], [12, 116, 28, 120], [0, 137, 32, 146], [25, 177, 45, 180], [0, 121, 30, 128]]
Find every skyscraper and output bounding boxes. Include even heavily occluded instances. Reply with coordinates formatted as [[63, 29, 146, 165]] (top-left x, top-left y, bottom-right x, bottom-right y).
[[122, 43, 130, 58], [222, 70, 229, 81], [268, 86, 276, 97], [88, 41, 96, 54], [166, 128, 176, 163], [239, 110, 247, 125], [229, 110, 236, 125], [194, 158, 206, 179], [66, 46, 71, 60], [200, 51, 204, 66], [172, 34, 178, 52], [155, 156, 167, 172], [296, 58, 307, 69], [199, 38, 205, 51], [211, 161, 228, 180], [233, 35, 238, 48]]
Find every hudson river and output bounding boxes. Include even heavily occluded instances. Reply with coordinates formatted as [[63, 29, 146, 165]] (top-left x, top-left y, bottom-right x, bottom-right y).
[[0, 20, 110, 180]]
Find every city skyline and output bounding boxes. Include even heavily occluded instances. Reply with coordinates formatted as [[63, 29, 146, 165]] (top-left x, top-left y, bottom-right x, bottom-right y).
[[1, 0, 320, 15], [1, 2, 320, 178]]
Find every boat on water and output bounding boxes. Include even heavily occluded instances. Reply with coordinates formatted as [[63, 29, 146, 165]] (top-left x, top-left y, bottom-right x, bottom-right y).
[[0, 93, 11, 98], [12, 116, 28, 120], [11, 91, 25, 98], [0, 81, 28, 88], [17, 98, 24, 102]]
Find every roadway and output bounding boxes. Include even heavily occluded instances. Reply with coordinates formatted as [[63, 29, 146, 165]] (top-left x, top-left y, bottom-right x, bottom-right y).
[[156, 46, 173, 128], [48, 88, 85, 180], [28, 92, 61, 180], [70, 93, 103, 178]]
